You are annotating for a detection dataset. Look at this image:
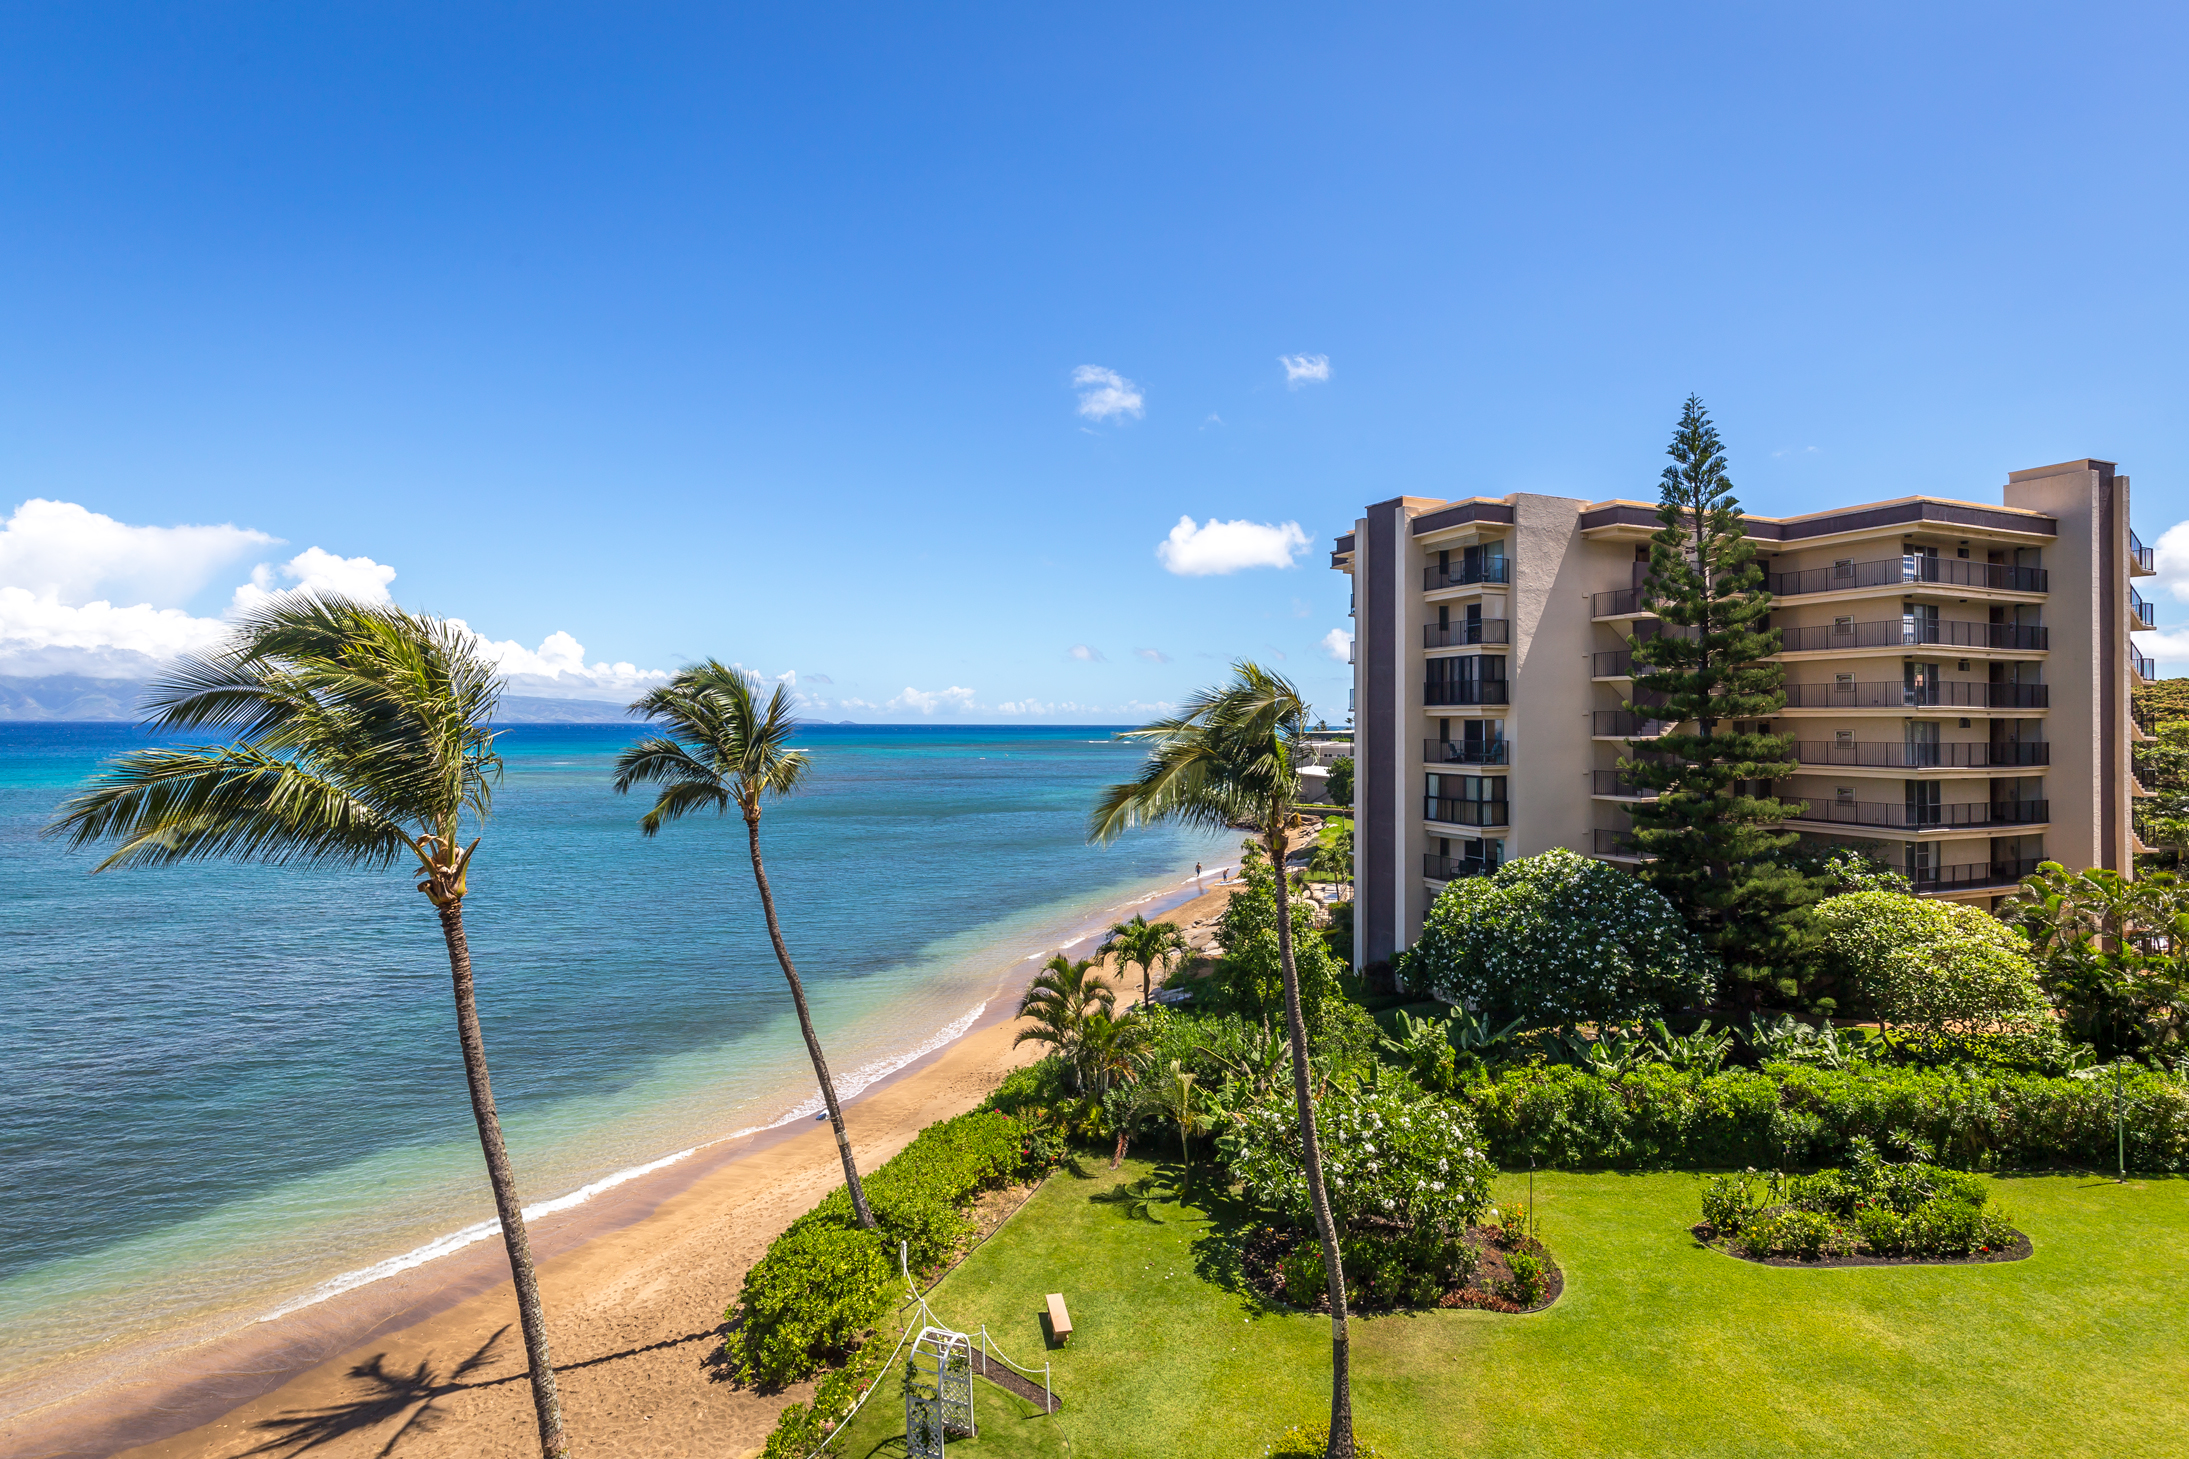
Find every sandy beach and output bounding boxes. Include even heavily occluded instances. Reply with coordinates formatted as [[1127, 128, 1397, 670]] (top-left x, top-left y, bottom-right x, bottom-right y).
[[8, 879, 1252, 1459]]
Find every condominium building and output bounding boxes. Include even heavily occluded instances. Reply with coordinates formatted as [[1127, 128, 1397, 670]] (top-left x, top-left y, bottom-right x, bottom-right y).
[[1332, 458, 2157, 971]]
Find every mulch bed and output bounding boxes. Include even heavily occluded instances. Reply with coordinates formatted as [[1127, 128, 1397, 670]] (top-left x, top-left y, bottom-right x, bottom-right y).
[[1237, 1224, 1564, 1315], [1691, 1222, 2034, 1269]]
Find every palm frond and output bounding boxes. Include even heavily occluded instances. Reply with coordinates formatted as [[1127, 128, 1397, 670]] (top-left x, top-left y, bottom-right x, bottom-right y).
[[1090, 661, 1308, 844], [637, 778, 732, 836], [619, 659, 809, 821]]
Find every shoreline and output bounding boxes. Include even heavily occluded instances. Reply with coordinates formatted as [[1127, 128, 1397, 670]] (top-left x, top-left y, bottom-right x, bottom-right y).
[[3, 864, 1249, 1459]]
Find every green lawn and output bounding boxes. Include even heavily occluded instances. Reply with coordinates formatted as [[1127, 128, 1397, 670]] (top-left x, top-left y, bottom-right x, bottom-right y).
[[829, 1159, 2189, 1458]]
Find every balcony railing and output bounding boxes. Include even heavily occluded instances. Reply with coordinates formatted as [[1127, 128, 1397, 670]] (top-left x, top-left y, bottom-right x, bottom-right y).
[[1423, 618, 1512, 648], [1591, 770, 1657, 798], [1591, 828, 1643, 858], [1790, 799, 2050, 830], [1423, 853, 1495, 882], [1425, 738, 1509, 765], [1592, 587, 1644, 618], [1423, 559, 1512, 591], [1790, 740, 2050, 768], [1592, 649, 1634, 678], [1913, 856, 2046, 892], [1777, 619, 2048, 654], [1764, 555, 2047, 597], [2132, 528, 2155, 573], [1780, 680, 2049, 710], [1424, 797, 1510, 827], [2134, 648, 2157, 682], [2131, 587, 2157, 628], [1424, 679, 1510, 706], [1595, 710, 1675, 738]]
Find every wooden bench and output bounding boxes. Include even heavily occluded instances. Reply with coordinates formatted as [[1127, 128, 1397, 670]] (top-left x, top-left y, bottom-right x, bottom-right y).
[[1045, 1292, 1073, 1346]]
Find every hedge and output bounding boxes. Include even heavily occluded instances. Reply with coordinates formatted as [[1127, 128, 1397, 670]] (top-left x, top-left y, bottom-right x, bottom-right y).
[[1466, 1062, 2189, 1173], [726, 1107, 1039, 1389]]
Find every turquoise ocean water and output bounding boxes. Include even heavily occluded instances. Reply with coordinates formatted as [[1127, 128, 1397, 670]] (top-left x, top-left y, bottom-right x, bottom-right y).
[[0, 722, 1229, 1400]]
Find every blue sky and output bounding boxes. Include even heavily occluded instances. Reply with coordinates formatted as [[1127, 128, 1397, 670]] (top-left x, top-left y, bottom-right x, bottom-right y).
[[3, 3, 2188, 720]]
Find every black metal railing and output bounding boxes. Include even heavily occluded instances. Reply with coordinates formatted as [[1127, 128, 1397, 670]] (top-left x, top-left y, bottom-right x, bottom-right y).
[[1423, 618, 1512, 648], [2132, 528, 2155, 573], [1780, 680, 2049, 710], [2133, 702, 2158, 736], [1424, 797, 1510, 827], [2134, 648, 2157, 682], [1591, 828, 1642, 858], [1592, 587, 1643, 618], [1423, 853, 1495, 882], [1765, 556, 2047, 597], [1790, 799, 2050, 830], [1791, 740, 2050, 768], [1424, 680, 1509, 706], [1424, 738, 1509, 765], [1423, 559, 1512, 591], [1777, 619, 2049, 653], [1592, 649, 1634, 678], [1914, 857, 2046, 892], [1595, 710, 1675, 737], [2131, 587, 2157, 628], [1591, 771, 1657, 798]]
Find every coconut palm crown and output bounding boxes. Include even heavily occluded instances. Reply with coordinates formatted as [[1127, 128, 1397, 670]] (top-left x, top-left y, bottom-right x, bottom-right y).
[[613, 659, 875, 1229], [1100, 913, 1189, 1007], [44, 594, 572, 1459], [1088, 659, 1358, 1459]]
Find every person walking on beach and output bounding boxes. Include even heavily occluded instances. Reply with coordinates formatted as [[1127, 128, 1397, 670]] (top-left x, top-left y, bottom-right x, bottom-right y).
[[1195, 861, 1203, 890]]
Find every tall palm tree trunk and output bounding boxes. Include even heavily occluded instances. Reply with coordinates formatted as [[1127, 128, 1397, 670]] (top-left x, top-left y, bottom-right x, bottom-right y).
[[1265, 820, 1352, 1459], [438, 902, 570, 1459], [746, 813, 876, 1229]]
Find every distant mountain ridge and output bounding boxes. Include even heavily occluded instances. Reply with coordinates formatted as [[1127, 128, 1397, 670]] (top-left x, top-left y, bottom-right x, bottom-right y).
[[0, 676, 640, 724]]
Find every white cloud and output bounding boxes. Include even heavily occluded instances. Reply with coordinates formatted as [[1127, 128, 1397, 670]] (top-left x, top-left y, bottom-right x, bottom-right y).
[[1155, 515, 1310, 576], [888, 685, 977, 714], [453, 623, 671, 699], [0, 587, 233, 677], [1134, 647, 1171, 664], [2152, 521, 2189, 603], [1069, 644, 1106, 662], [2142, 627, 2189, 665], [1322, 627, 1354, 662], [0, 498, 276, 608], [230, 547, 397, 612], [1279, 354, 1331, 387], [1072, 365, 1144, 422]]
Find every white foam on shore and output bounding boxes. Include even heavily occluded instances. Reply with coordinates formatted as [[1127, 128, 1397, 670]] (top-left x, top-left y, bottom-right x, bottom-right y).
[[255, 999, 991, 1324]]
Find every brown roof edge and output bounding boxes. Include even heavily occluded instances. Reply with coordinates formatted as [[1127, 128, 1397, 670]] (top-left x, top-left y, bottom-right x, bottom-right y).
[[2007, 458, 2117, 483]]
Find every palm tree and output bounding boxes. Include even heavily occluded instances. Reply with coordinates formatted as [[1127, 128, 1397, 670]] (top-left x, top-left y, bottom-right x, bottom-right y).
[[614, 661, 874, 1229], [1090, 661, 1357, 1459], [1013, 953, 1115, 1091], [1099, 913, 1189, 1007], [1144, 1060, 1212, 1192], [45, 596, 573, 1459]]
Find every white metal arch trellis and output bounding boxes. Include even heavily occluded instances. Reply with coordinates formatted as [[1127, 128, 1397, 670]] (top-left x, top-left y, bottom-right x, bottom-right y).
[[905, 1324, 975, 1456]]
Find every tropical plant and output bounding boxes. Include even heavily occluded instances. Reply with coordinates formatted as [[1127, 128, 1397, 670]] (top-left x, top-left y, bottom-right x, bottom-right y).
[[1090, 661, 1361, 1458], [1013, 953, 1116, 1093], [1306, 819, 1353, 896], [1811, 890, 2049, 1056], [1144, 1059, 1214, 1190], [1408, 847, 1716, 1030], [1643, 1018, 1732, 1073], [616, 660, 875, 1229], [1326, 755, 1354, 808], [1741, 1012, 1872, 1069], [1100, 913, 1189, 1007], [44, 595, 573, 1457], [2002, 862, 2189, 1061], [1214, 844, 1346, 1036], [1225, 1084, 1498, 1237], [1621, 396, 1828, 999]]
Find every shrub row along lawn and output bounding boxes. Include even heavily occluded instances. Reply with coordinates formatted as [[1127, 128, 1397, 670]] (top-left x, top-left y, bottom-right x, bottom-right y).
[[827, 1159, 2189, 1459]]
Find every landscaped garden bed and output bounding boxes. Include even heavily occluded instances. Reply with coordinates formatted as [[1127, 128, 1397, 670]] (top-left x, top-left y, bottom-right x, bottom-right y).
[[1690, 1139, 2030, 1268], [1235, 1218, 1563, 1314]]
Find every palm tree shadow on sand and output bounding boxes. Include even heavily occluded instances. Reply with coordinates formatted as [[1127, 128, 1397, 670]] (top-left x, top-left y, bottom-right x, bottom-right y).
[[244, 1321, 727, 1455]]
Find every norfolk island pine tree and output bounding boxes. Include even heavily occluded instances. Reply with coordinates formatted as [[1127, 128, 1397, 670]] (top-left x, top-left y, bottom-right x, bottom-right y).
[[44, 596, 574, 1459], [1623, 397, 1827, 1003], [1090, 662, 1359, 1459], [613, 662, 875, 1229]]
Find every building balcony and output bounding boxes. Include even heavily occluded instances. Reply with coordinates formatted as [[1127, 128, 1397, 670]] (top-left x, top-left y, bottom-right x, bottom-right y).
[[2134, 647, 2157, 683], [1595, 710, 1676, 738], [1592, 649, 1634, 679], [1789, 799, 2049, 832], [2130, 586, 2157, 629], [1423, 853, 1494, 883], [1766, 555, 2048, 597], [2131, 528, 2156, 576], [1424, 797, 1510, 828], [1592, 587, 1646, 618], [1780, 680, 2049, 711], [1913, 856, 2045, 893], [1424, 680, 1509, 706], [1424, 738, 1509, 766], [1790, 740, 2049, 769], [1777, 619, 2048, 654], [1591, 770, 1657, 800], [1424, 618, 1512, 648], [1423, 559, 1511, 592], [1590, 827, 1644, 860]]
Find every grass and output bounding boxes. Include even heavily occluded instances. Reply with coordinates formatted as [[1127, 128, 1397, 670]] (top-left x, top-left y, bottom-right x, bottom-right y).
[[825, 1158, 2189, 1458]]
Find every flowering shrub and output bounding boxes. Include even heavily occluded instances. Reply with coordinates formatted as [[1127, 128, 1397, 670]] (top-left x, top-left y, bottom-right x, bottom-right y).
[[1409, 848, 1716, 1028], [1709, 1150, 2020, 1261], [1812, 891, 2048, 1042], [1225, 1086, 1496, 1234]]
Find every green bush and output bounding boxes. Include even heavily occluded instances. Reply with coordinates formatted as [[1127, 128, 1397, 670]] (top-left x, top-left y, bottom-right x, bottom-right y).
[[1277, 1244, 1327, 1307], [730, 1222, 892, 1387], [1500, 1248, 1549, 1305], [761, 1331, 893, 1457], [802, 1107, 1030, 1270], [1700, 1172, 1765, 1233], [1739, 1208, 1853, 1261], [1226, 1085, 1498, 1235], [1811, 890, 2048, 1042], [1466, 1061, 2189, 1172]]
